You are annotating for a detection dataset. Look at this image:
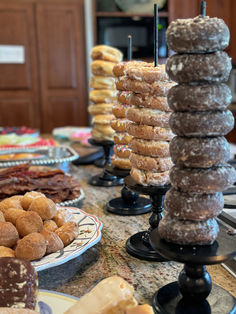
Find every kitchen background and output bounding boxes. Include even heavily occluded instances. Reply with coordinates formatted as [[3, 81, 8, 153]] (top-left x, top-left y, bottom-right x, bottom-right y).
[[0, 0, 235, 140]]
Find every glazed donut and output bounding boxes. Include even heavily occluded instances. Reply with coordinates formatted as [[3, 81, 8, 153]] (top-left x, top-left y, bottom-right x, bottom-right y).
[[29, 196, 57, 220], [126, 64, 168, 83], [117, 91, 132, 104], [169, 110, 234, 137], [113, 61, 152, 77], [15, 232, 47, 261], [127, 122, 174, 141], [166, 15, 230, 53], [170, 136, 230, 168], [129, 138, 170, 158], [116, 76, 175, 95], [91, 45, 123, 63], [92, 114, 115, 125], [130, 153, 173, 172], [166, 51, 232, 83], [91, 124, 115, 141], [112, 156, 131, 170], [126, 106, 171, 127], [130, 93, 171, 111], [131, 167, 170, 186], [90, 76, 116, 89], [0, 222, 19, 247], [167, 83, 232, 112], [114, 144, 131, 159], [88, 103, 113, 115], [164, 188, 224, 221], [170, 164, 236, 193], [91, 60, 116, 77], [114, 132, 132, 145], [158, 214, 219, 245], [111, 118, 128, 132], [89, 89, 117, 104], [16, 211, 43, 237], [112, 103, 131, 118]]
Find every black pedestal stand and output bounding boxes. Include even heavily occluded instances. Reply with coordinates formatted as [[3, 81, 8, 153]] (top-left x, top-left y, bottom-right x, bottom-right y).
[[88, 138, 123, 187], [124, 175, 170, 261], [105, 165, 152, 215], [150, 223, 236, 314]]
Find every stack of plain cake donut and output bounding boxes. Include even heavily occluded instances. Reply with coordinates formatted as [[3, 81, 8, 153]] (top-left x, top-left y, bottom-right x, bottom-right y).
[[158, 15, 236, 245], [89, 45, 123, 141], [114, 61, 175, 185]]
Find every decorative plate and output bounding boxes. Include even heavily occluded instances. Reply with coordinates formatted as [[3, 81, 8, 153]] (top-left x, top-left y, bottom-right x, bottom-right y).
[[32, 207, 103, 272], [37, 290, 78, 314], [53, 127, 91, 140]]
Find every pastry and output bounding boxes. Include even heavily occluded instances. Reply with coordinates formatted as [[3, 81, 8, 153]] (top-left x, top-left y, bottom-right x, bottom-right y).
[[91, 45, 123, 63], [91, 124, 115, 141], [113, 144, 131, 159], [88, 103, 113, 115], [114, 132, 132, 145], [90, 75, 116, 89], [113, 60, 152, 77], [112, 103, 130, 119], [0, 257, 37, 309], [0, 246, 15, 257], [169, 110, 234, 137], [166, 15, 230, 53], [125, 64, 168, 83], [0, 222, 19, 247], [167, 83, 231, 112], [91, 60, 116, 77], [15, 232, 47, 261], [130, 153, 173, 172], [170, 136, 230, 168], [126, 107, 171, 127], [158, 214, 219, 245], [117, 91, 132, 104], [116, 77, 174, 95], [29, 196, 57, 220], [129, 138, 170, 158], [53, 208, 73, 227], [89, 89, 117, 104], [40, 229, 64, 254], [126, 305, 154, 314], [0, 198, 23, 215], [55, 221, 79, 246], [43, 219, 58, 232], [16, 211, 43, 237], [170, 164, 236, 193], [164, 188, 224, 221], [130, 93, 171, 111], [130, 167, 170, 186], [0, 211, 5, 222], [4, 208, 26, 225], [127, 122, 174, 141], [92, 114, 115, 125], [112, 156, 131, 170], [21, 191, 46, 210], [111, 118, 128, 132], [166, 51, 231, 83]]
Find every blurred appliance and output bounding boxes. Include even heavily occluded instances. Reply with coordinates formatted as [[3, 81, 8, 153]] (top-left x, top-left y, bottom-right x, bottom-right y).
[[96, 17, 168, 59]]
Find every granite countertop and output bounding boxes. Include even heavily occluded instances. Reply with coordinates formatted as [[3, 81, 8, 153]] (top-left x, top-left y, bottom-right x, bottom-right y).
[[38, 143, 236, 304]]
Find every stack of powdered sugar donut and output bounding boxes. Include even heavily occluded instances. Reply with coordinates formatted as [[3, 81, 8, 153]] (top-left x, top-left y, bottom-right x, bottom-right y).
[[114, 61, 175, 185], [88, 45, 123, 141], [158, 15, 236, 245]]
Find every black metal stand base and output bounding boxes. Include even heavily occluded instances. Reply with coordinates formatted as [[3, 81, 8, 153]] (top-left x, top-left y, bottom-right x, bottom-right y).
[[106, 196, 151, 215], [94, 156, 106, 168], [89, 173, 124, 187], [126, 231, 167, 261], [152, 282, 236, 314]]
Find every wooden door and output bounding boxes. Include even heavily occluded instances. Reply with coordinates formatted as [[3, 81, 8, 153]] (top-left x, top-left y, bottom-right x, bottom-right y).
[[0, 2, 40, 128], [36, 2, 88, 133]]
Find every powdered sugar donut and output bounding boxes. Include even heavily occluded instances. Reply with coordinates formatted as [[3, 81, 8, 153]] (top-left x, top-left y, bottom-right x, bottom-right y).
[[131, 167, 170, 186], [164, 188, 224, 221], [166, 51, 232, 83], [169, 110, 234, 137], [166, 15, 230, 53], [127, 122, 174, 141], [167, 83, 231, 112], [170, 164, 236, 193], [129, 138, 170, 157], [130, 153, 173, 172], [125, 64, 168, 83], [130, 93, 171, 111], [113, 61, 152, 77]]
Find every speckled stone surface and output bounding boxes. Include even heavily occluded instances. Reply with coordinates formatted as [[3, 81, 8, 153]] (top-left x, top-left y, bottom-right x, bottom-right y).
[[38, 143, 236, 303]]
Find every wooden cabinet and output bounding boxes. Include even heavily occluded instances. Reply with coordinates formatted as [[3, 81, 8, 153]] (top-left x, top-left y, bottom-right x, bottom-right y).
[[0, 0, 88, 133]]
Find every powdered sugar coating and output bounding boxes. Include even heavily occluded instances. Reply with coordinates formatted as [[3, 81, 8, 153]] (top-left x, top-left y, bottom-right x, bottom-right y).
[[166, 51, 232, 83], [164, 188, 224, 221], [170, 164, 236, 193], [169, 110, 234, 137], [166, 15, 230, 53], [167, 83, 231, 112], [170, 136, 230, 168]]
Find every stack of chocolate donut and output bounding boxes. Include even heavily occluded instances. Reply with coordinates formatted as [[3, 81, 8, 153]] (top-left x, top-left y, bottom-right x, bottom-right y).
[[158, 15, 236, 245], [114, 61, 175, 185], [88, 45, 123, 141]]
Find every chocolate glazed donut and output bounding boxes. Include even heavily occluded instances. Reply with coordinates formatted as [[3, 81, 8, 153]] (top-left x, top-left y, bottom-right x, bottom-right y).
[[169, 110, 234, 137], [166, 51, 232, 83]]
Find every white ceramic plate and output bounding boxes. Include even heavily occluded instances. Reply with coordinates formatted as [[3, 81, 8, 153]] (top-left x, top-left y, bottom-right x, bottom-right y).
[[37, 289, 78, 314], [32, 207, 103, 272]]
